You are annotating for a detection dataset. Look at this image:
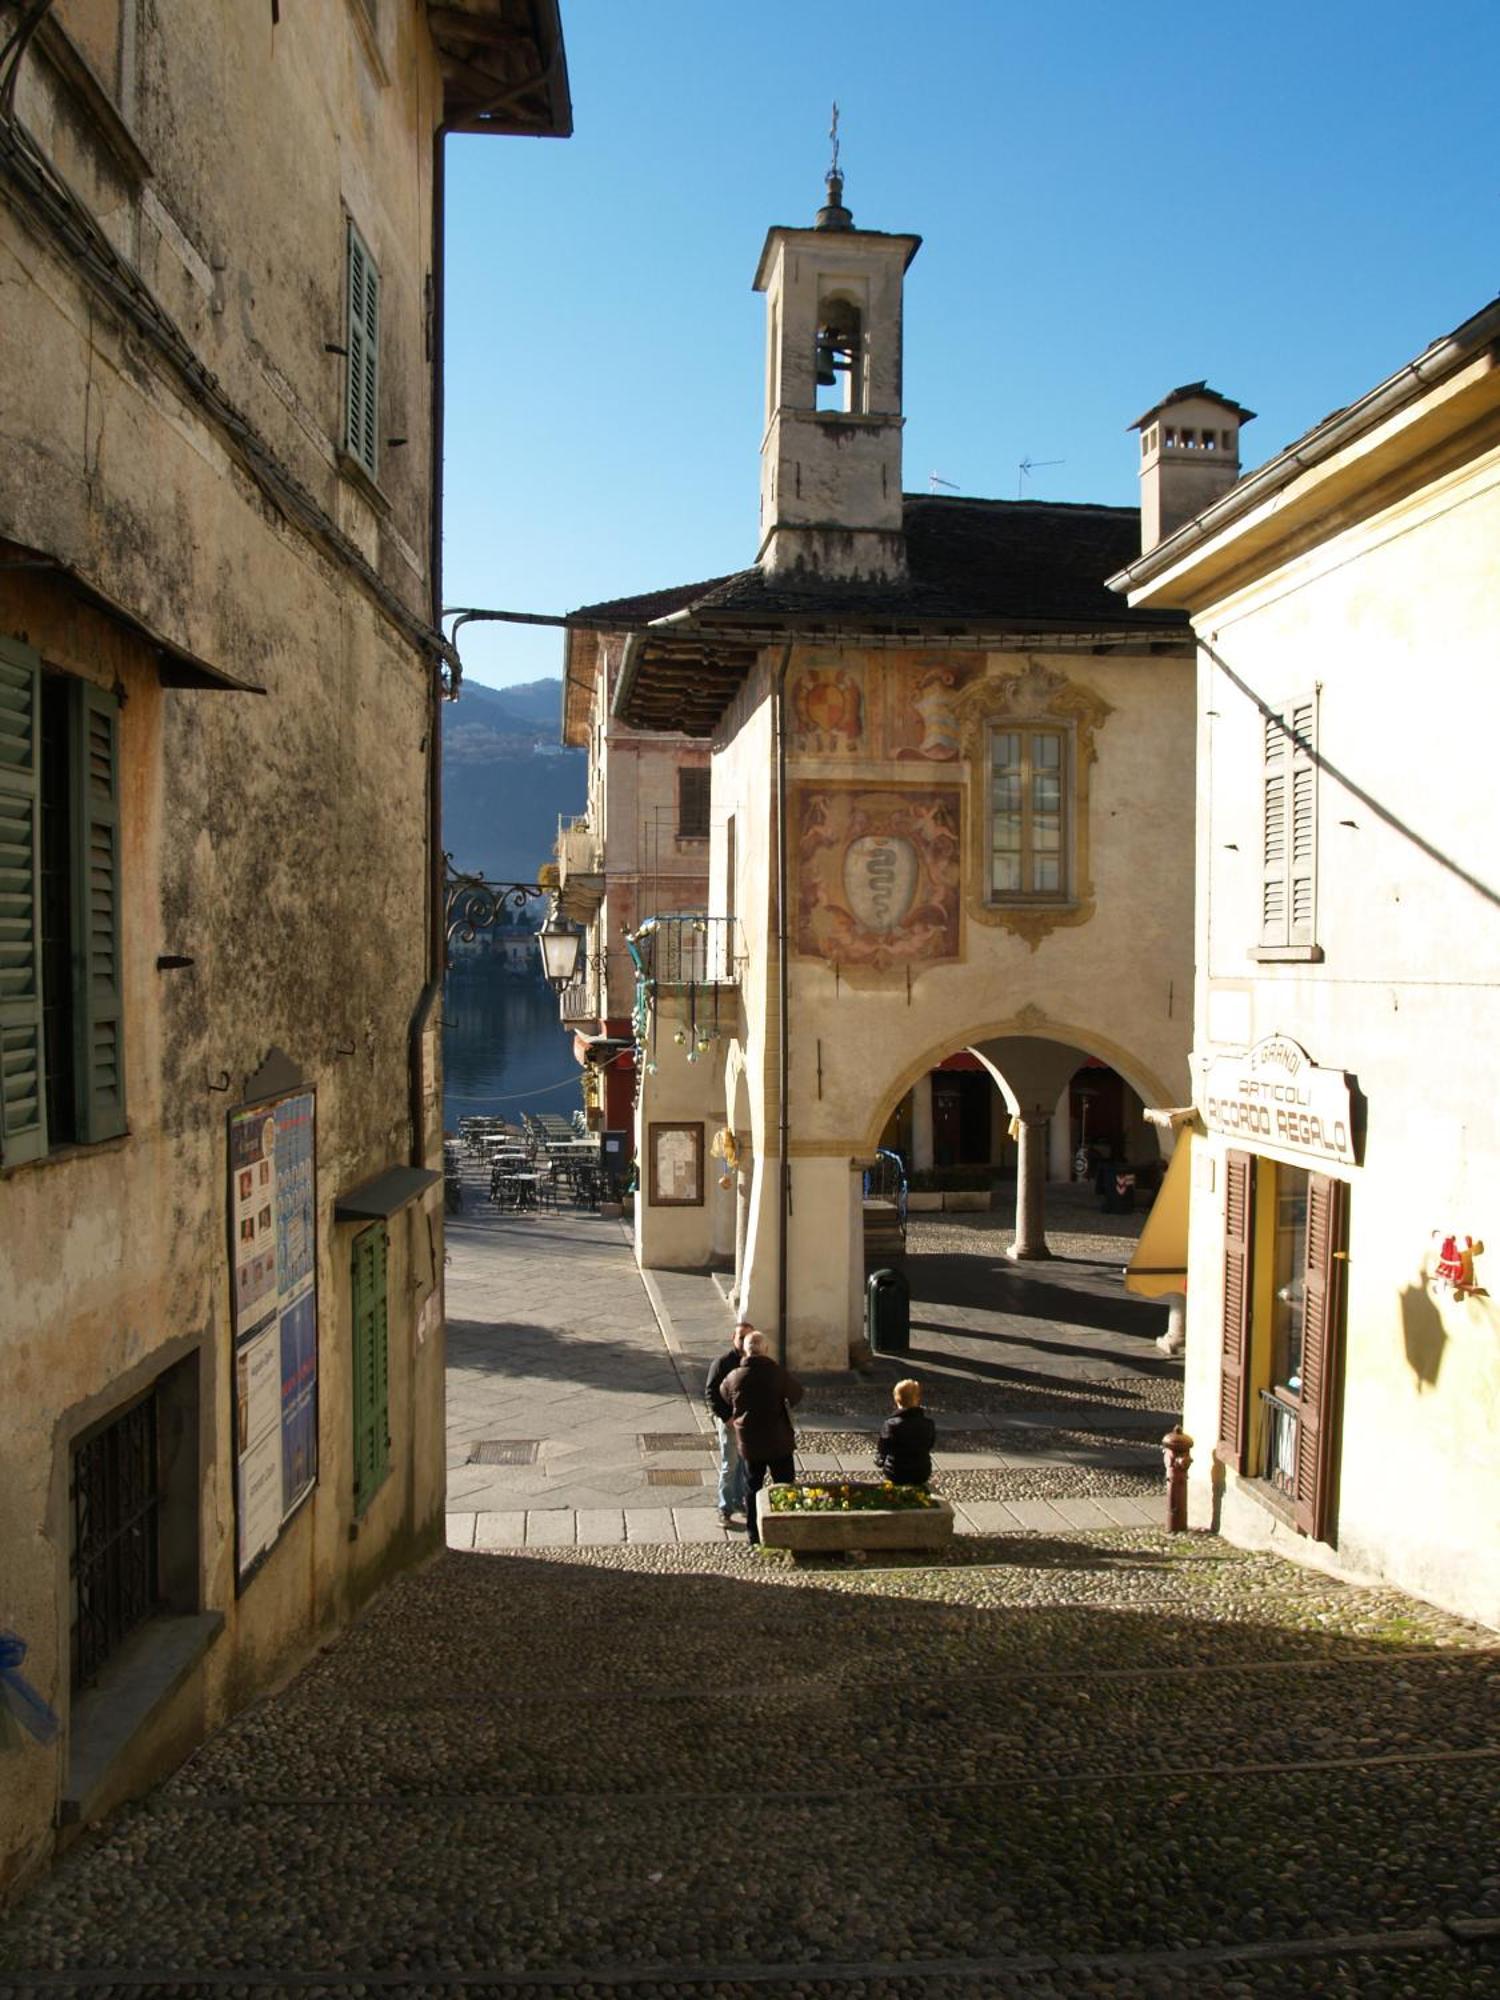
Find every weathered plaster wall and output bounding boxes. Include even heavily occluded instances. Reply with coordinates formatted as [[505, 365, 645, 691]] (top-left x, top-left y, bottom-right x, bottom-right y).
[[0, 0, 448, 1894], [1180, 438, 1500, 1628]]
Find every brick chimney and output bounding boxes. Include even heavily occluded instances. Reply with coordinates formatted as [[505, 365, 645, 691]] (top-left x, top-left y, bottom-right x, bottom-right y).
[[1131, 385, 1255, 552]]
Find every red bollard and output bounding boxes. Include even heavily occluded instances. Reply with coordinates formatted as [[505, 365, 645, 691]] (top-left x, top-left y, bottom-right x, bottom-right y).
[[1161, 1426, 1193, 1532]]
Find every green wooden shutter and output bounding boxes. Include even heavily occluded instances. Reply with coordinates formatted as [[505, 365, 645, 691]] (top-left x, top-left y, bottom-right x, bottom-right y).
[[69, 678, 125, 1142], [0, 638, 47, 1165], [345, 223, 380, 482], [352, 1222, 390, 1512], [1293, 1173, 1346, 1541], [1217, 1150, 1254, 1473]]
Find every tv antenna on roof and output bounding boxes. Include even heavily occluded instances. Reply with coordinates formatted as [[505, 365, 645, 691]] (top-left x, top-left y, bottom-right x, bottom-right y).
[[1018, 456, 1064, 499], [928, 471, 960, 494]]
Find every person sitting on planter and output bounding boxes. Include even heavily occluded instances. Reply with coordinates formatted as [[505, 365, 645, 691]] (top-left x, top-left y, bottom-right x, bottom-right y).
[[719, 1330, 803, 1546], [875, 1378, 936, 1489]]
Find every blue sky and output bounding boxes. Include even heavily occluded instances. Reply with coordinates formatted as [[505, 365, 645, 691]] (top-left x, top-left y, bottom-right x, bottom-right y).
[[442, 0, 1500, 693]]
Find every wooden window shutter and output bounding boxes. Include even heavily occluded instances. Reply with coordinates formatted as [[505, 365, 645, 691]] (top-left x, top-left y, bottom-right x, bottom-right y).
[[69, 678, 125, 1143], [1293, 1173, 1347, 1540], [0, 637, 48, 1165], [352, 1223, 390, 1511], [345, 223, 380, 482], [1261, 696, 1318, 949], [1260, 708, 1289, 947], [1217, 1149, 1255, 1471], [678, 766, 710, 839], [1287, 698, 1317, 947]]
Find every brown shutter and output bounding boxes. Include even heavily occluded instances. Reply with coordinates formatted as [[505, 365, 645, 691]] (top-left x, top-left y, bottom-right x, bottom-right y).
[[1260, 709, 1289, 947], [1293, 1172, 1347, 1539], [1217, 1150, 1254, 1472], [1287, 698, 1318, 947]]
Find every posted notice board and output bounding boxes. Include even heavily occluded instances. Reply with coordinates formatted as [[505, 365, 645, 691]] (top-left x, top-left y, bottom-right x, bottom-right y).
[[229, 1086, 318, 1585]]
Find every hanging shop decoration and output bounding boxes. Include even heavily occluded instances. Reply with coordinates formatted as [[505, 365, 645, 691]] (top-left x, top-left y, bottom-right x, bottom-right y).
[[228, 1071, 319, 1587], [709, 1124, 740, 1190]]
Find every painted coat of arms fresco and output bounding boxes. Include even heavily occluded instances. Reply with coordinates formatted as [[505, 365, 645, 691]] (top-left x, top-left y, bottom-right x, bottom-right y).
[[791, 664, 863, 753], [887, 658, 977, 760], [796, 785, 962, 969]]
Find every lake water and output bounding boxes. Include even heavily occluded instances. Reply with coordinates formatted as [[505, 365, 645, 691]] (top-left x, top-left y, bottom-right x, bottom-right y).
[[442, 959, 585, 1130]]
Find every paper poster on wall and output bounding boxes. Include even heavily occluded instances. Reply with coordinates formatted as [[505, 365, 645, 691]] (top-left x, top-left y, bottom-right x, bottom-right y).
[[229, 1085, 319, 1585]]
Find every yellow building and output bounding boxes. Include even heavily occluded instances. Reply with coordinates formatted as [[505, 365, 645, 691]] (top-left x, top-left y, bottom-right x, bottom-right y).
[[1113, 296, 1500, 1629], [577, 170, 1206, 1369], [0, 0, 568, 1891]]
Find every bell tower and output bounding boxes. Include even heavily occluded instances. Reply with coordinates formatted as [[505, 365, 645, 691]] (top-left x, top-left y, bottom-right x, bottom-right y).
[[753, 156, 920, 582]]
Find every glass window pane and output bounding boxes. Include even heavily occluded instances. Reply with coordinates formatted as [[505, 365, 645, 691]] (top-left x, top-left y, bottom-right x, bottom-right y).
[[1034, 733, 1061, 769], [991, 812, 1021, 853], [992, 854, 1020, 894], [1033, 856, 1061, 893], [1033, 823, 1059, 852], [1034, 773, 1060, 813], [993, 731, 1020, 767], [992, 774, 1021, 812]]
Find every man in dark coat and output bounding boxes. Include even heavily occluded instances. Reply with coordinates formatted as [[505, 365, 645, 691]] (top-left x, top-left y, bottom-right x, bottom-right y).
[[705, 1321, 751, 1525], [718, 1330, 803, 1544], [875, 1378, 936, 1487]]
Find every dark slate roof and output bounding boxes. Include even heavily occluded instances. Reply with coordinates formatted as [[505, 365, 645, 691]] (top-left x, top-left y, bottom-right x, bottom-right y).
[[588, 494, 1193, 737], [575, 496, 1189, 635]]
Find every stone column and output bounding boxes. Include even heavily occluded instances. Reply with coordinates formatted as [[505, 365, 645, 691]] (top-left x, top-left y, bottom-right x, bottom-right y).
[[1007, 1113, 1052, 1261], [911, 1074, 934, 1172], [731, 1161, 751, 1310]]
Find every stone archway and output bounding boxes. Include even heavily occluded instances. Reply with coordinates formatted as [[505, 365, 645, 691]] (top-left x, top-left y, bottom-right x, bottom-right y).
[[860, 1017, 1176, 1264]]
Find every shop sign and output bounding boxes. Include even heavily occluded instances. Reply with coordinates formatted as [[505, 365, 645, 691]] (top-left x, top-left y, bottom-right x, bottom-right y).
[[1200, 1036, 1356, 1166]]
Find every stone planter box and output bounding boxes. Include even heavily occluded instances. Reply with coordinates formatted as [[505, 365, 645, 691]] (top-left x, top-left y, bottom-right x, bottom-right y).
[[756, 1486, 955, 1553]]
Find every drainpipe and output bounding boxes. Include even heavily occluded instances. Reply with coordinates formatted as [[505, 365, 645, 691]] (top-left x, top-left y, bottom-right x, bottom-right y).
[[408, 120, 448, 1171], [773, 643, 793, 1362]]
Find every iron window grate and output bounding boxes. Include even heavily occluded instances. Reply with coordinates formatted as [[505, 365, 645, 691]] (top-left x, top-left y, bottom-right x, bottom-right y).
[[71, 1393, 160, 1689], [645, 1467, 704, 1487], [638, 1432, 712, 1454]]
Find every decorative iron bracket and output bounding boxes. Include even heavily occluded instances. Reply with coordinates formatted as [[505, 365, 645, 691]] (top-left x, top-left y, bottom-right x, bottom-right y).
[[443, 858, 543, 959]]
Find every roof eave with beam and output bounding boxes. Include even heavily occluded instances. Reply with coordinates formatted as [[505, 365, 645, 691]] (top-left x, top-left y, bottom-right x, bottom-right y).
[[427, 0, 572, 137]]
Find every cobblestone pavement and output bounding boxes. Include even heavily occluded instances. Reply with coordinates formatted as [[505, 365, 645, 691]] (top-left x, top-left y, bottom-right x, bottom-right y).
[[1, 1537, 1495, 1997]]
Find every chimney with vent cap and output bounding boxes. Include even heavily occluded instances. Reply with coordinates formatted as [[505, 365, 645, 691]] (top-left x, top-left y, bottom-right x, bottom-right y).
[[1132, 385, 1255, 552]]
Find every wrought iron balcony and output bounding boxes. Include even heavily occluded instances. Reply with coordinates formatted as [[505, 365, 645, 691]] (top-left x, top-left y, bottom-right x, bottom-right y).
[[558, 973, 598, 1024], [555, 814, 603, 920], [629, 914, 740, 988]]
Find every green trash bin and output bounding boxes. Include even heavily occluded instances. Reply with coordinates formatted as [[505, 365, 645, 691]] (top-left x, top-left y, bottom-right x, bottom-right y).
[[866, 1266, 910, 1356]]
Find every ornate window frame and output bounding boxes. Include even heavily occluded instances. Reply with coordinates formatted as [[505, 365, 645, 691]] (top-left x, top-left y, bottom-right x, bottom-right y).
[[958, 658, 1112, 951]]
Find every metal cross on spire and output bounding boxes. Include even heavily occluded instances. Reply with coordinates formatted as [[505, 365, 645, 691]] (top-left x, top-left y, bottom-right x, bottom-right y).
[[828, 101, 840, 179]]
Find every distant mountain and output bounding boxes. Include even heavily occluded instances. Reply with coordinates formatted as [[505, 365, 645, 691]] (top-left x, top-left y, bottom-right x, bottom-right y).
[[442, 676, 584, 882]]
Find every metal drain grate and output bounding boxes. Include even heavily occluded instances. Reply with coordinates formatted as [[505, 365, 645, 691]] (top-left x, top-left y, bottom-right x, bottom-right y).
[[467, 1440, 540, 1466], [645, 1467, 704, 1487], [638, 1432, 712, 1454]]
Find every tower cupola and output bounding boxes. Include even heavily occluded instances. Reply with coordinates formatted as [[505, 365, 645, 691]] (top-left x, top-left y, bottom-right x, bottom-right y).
[[753, 166, 920, 583]]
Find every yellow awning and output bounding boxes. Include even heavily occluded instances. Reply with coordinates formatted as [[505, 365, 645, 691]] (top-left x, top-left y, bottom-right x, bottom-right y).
[[1124, 1129, 1191, 1299]]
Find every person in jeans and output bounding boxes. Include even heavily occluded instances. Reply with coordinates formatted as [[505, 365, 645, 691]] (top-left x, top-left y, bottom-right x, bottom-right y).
[[875, 1377, 936, 1488], [718, 1330, 803, 1545], [705, 1321, 751, 1526]]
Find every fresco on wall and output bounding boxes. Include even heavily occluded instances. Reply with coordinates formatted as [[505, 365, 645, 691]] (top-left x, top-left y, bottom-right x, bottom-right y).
[[796, 784, 962, 969], [791, 663, 864, 754], [887, 659, 977, 761]]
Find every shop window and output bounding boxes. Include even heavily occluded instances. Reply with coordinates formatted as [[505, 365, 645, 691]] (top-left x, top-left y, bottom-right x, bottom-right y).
[[1218, 1150, 1347, 1541], [988, 724, 1070, 900], [1259, 695, 1319, 956], [0, 638, 126, 1166], [352, 1223, 390, 1514], [677, 766, 710, 840]]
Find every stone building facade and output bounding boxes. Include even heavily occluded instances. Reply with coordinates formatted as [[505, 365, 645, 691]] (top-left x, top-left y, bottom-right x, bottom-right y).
[[1113, 296, 1500, 1629], [551, 626, 710, 1142], [575, 172, 1203, 1367], [0, 0, 568, 1891]]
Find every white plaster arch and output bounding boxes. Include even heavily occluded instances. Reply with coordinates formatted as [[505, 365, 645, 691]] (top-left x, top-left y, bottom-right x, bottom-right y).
[[856, 1013, 1177, 1159]]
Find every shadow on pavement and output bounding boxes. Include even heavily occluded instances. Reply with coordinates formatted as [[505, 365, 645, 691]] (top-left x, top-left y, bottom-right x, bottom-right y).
[[2, 1542, 1493, 1992]]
